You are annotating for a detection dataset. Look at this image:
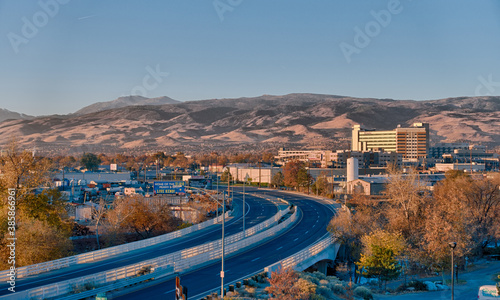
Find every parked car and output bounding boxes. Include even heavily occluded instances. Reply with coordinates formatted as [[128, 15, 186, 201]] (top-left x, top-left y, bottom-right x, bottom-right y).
[[478, 285, 500, 299]]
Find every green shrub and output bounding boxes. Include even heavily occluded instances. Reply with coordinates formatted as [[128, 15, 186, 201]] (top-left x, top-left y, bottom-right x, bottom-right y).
[[326, 276, 340, 281], [319, 279, 329, 286], [353, 286, 373, 300], [316, 285, 334, 299], [331, 283, 345, 295], [408, 280, 428, 291], [245, 287, 256, 297], [312, 271, 327, 281], [295, 278, 317, 295], [299, 273, 320, 285], [247, 279, 259, 287]]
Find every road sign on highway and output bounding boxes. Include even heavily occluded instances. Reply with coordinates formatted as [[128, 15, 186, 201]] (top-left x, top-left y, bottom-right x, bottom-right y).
[[154, 181, 185, 194]]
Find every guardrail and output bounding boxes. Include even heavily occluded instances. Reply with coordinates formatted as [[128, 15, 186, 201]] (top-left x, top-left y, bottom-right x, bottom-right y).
[[8, 207, 299, 300], [174, 207, 298, 274], [264, 232, 336, 276], [0, 210, 230, 281], [6, 261, 174, 300]]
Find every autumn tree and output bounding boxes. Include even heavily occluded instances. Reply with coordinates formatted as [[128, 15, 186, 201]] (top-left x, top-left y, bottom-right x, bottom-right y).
[[328, 195, 385, 283], [283, 161, 311, 191], [80, 153, 101, 171], [422, 173, 500, 275], [0, 141, 72, 269], [380, 167, 431, 271], [0, 141, 51, 204], [271, 171, 284, 188], [10, 218, 73, 267], [357, 230, 405, 289], [220, 169, 233, 183], [312, 172, 330, 196], [110, 196, 182, 239], [92, 198, 108, 250], [265, 267, 311, 300]]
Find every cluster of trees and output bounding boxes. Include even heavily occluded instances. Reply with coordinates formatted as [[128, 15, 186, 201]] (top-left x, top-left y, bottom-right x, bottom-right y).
[[49, 150, 276, 172], [0, 142, 73, 268], [328, 169, 500, 287], [0, 141, 189, 268], [93, 196, 184, 249]]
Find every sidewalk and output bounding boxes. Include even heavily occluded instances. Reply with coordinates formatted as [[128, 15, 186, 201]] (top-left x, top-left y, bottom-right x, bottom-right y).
[[374, 260, 500, 300]]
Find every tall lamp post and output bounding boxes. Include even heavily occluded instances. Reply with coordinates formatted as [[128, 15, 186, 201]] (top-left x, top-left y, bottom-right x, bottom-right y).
[[449, 242, 457, 300], [243, 174, 249, 238], [189, 186, 225, 297], [221, 190, 226, 297]]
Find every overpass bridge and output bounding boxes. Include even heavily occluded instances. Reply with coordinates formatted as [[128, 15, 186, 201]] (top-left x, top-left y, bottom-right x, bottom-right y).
[[1, 189, 340, 299]]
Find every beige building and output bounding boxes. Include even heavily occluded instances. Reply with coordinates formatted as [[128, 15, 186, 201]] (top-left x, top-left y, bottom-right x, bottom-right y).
[[352, 123, 429, 160], [275, 149, 335, 168], [227, 164, 281, 184]]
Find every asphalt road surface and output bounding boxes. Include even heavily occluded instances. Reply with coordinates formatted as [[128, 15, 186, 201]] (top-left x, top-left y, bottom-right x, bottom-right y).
[[114, 188, 337, 300], [0, 193, 279, 296]]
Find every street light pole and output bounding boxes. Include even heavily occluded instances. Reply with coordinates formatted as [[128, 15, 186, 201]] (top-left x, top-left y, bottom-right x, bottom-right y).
[[243, 177, 246, 238], [449, 242, 457, 300], [221, 191, 225, 297]]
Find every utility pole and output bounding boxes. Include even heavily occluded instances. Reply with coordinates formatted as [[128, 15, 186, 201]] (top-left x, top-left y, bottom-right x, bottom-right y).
[[221, 178, 229, 297], [449, 242, 457, 300], [258, 161, 261, 188], [331, 167, 334, 199], [307, 160, 310, 195], [243, 175, 248, 238]]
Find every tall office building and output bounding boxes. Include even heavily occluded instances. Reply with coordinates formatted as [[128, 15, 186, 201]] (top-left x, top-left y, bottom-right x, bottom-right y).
[[352, 123, 429, 160]]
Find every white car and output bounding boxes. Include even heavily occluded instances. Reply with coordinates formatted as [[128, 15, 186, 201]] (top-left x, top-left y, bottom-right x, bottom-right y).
[[478, 285, 500, 299]]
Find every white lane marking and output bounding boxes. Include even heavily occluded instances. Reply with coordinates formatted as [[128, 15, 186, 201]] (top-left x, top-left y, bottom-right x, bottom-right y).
[[293, 238, 299, 242], [312, 224, 316, 228], [251, 257, 260, 262], [305, 231, 309, 234], [164, 289, 175, 294], [276, 246, 283, 251]]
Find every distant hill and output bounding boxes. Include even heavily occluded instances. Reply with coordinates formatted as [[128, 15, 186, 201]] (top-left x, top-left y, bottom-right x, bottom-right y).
[[74, 95, 180, 115], [0, 108, 33, 123], [0, 94, 499, 154]]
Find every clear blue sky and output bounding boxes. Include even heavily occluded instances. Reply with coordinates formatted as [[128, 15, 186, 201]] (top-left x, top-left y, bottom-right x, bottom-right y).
[[1, 0, 500, 116]]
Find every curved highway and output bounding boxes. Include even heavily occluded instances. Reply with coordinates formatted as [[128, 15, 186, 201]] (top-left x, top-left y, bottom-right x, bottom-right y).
[[0, 193, 279, 296], [115, 188, 337, 300]]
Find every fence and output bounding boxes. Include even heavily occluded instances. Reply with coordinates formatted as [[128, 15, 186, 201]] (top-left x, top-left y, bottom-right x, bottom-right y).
[[264, 233, 336, 276], [5, 207, 299, 300], [0, 210, 230, 281]]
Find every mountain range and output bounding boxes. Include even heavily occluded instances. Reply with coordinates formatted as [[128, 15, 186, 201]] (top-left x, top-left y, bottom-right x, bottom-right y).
[[0, 108, 33, 123], [74, 95, 180, 115], [0, 94, 499, 154]]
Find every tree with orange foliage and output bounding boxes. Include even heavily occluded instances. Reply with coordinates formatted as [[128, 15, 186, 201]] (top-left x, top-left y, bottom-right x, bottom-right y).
[[265, 267, 311, 300]]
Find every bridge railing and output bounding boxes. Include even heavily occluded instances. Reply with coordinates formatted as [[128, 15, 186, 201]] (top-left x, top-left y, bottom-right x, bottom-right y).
[[264, 233, 336, 276], [7, 207, 299, 300], [174, 207, 298, 273], [0, 210, 230, 281]]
